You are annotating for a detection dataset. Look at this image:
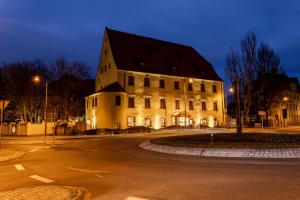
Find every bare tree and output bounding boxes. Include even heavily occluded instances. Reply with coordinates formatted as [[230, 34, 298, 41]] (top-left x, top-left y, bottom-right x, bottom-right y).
[[51, 57, 90, 80], [254, 42, 284, 126], [225, 32, 257, 123]]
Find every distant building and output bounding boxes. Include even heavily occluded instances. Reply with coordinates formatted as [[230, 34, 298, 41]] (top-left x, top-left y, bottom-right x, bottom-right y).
[[85, 28, 225, 130], [271, 75, 300, 126]]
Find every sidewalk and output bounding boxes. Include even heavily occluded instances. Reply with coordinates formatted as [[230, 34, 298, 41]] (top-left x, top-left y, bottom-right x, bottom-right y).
[[1, 135, 101, 145], [0, 149, 26, 162], [140, 141, 300, 159], [0, 185, 91, 200]]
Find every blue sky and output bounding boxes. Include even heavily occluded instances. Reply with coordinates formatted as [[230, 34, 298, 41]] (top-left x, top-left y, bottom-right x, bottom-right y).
[[0, 0, 300, 80]]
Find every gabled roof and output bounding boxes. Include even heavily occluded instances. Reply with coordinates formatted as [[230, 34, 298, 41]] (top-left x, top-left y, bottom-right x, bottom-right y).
[[97, 82, 126, 93], [106, 28, 222, 81]]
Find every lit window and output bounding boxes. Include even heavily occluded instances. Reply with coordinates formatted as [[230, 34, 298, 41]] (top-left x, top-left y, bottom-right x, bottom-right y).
[[128, 117, 135, 127], [161, 118, 166, 127], [145, 118, 151, 127], [115, 95, 121, 106], [145, 98, 151, 109], [160, 98, 166, 109], [128, 97, 135, 108]]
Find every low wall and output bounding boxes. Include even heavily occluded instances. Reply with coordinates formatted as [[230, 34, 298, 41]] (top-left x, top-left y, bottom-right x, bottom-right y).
[[0, 122, 55, 136]]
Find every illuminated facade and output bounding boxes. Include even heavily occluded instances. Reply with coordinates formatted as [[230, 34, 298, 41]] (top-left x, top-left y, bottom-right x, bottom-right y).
[[85, 28, 225, 130], [271, 76, 300, 126]]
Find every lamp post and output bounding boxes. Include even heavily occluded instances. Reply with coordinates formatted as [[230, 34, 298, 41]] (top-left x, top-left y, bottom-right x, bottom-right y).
[[226, 87, 234, 128], [0, 96, 10, 150], [33, 76, 51, 144], [233, 77, 242, 135], [281, 96, 288, 127]]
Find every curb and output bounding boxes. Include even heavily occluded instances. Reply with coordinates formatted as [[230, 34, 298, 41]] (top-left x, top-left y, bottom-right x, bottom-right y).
[[0, 185, 91, 200], [139, 141, 300, 159]]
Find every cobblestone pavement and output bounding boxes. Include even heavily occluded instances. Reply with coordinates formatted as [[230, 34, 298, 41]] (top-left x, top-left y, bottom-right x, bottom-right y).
[[140, 141, 300, 158], [0, 186, 91, 200], [0, 149, 26, 162]]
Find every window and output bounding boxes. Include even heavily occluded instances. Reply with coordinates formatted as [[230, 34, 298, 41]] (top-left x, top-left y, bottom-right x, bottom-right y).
[[159, 79, 165, 88], [108, 63, 111, 69], [128, 117, 135, 127], [201, 83, 205, 92], [144, 77, 150, 87], [115, 95, 121, 106], [128, 97, 135, 108], [94, 97, 97, 107], [128, 76, 134, 86], [202, 101, 206, 111], [145, 98, 151, 109], [145, 118, 151, 127], [188, 83, 193, 91], [160, 98, 166, 109], [175, 99, 180, 110], [174, 81, 179, 90], [189, 100, 194, 110], [213, 102, 218, 111], [161, 118, 166, 127], [104, 65, 107, 71], [86, 100, 89, 109], [212, 85, 217, 93]]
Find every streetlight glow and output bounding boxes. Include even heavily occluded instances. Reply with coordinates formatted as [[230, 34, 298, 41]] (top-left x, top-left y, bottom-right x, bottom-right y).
[[283, 96, 288, 101], [188, 78, 193, 83], [33, 76, 41, 82], [229, 87, 234, 93]]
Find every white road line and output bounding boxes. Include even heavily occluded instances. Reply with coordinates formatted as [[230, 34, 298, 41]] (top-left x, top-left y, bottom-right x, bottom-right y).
[[68, 167, 110, 174], [29, 149, 38, 153], [126, 197, 148, 200], [14, 164, 25, 171], [29, 175, 54, 183]]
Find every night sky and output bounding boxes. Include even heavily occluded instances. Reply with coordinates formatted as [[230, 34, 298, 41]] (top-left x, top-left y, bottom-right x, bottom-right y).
[[1, 0, 300, 81]]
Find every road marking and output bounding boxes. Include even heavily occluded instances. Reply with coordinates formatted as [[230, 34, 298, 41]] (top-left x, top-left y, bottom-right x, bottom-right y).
[[85, 149, 99, 152], [68, 167, 110, 174], [95, 174, 103, 178], [29, 175, 54, 183], [14, 164, 25, 171], [30, 149, 38, 153], [126, 197, 148, 200]]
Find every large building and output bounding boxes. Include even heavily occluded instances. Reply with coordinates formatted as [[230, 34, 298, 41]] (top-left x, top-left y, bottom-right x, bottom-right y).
[[85, 28, 225, 130]]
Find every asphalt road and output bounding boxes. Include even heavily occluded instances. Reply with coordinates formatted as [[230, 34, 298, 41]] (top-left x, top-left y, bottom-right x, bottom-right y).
[[1, 133, 300, 200]]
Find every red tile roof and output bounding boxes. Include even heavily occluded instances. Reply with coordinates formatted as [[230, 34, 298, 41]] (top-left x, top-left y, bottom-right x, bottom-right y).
[[106, 28, 222, 81]]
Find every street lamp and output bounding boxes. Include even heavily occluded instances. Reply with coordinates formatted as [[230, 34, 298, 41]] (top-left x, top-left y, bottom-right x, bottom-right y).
[[0, 96, 10, 150], [33, 75, 51, 144]]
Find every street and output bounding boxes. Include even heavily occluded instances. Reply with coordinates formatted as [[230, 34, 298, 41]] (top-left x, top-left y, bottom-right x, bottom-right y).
[[0, 132, 300, 200]]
